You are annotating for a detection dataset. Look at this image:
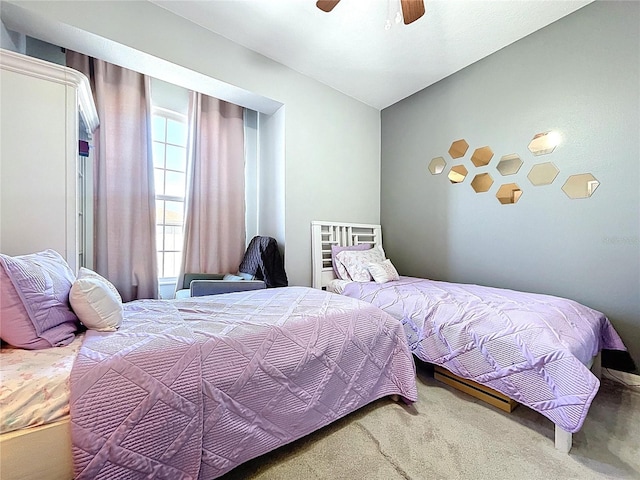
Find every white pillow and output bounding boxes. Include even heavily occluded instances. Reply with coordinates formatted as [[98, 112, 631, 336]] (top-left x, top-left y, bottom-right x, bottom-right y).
[[335, 245, 386, 282], [70, 275, 123, 332], [223, 274, 244, 281], [76, 267, 122, 303], [368, 259, 400, 284]]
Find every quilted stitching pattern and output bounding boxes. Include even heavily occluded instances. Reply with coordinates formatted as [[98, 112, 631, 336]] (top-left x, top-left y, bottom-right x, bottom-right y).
[[0, 250, 78, 347], [342, 277, 626, 433], [71, 287, 417, 479]]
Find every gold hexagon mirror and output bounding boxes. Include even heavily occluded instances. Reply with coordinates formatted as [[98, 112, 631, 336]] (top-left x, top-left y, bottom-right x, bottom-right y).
[[428, 157, 446, 175], [496, 183, 523, 205], [471, 173, 494, 193], [448, 165, 468, 184], [528, 131, 561, 156], [448, 139, 469, 159], [528, 162, 559, 186], [562, 173, 600, 199], [471, 146, 494, 167], [496, 154, 523, 176]]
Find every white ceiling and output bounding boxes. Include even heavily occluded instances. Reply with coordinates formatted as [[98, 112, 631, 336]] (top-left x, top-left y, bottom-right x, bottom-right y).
[[151, 0, 592, 110]]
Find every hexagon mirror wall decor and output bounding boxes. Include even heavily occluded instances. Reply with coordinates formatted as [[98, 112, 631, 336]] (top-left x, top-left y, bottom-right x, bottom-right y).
[[528, 162, 560, 186], [496, 183, 523, 205], [562, 173, 600, 199], [496, 154, 523, 176], [471, 173, 494, 193], [448, 139, 469, 159], [471, 146, 494, 167], [448, 165, 468, 184], [428, 157, 447, 175], [528, 131, 561, 156]]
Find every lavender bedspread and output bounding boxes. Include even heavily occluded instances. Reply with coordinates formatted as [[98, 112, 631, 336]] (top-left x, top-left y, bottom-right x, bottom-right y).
[[341, 277, 626, 433], [70, 287, 417, 479]]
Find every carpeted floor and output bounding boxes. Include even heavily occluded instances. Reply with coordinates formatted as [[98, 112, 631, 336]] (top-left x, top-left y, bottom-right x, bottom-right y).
[[220, 363, 640, 480]]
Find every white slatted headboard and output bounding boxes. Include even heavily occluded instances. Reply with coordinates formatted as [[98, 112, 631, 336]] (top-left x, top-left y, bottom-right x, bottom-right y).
[[311, 221, 382, 289]]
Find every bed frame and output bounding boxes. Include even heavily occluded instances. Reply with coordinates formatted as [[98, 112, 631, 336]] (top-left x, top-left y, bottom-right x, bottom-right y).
[[0, 417, 73, 480], [311, 221, 382, 290], [311, 220, 602, 453]]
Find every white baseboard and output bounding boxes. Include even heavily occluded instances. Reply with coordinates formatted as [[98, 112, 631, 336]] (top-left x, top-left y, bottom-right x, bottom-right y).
[[603, 368, 640, 390]]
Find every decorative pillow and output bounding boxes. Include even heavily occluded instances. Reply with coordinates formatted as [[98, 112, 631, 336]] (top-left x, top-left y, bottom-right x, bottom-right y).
[[76, 267, 122, 303], [368, 259, 400, 284], [0, 265, 51, 349], [0, 250, 78, 349], [70, 271, 123, 332], [237, 272, 256, 281], [335, 245, 386, 282], [331, 244, 372, 280], [223, 273, 245, 281]]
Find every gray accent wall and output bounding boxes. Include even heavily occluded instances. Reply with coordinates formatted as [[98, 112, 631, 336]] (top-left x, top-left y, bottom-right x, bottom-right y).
[[381, 1, 639, 371]]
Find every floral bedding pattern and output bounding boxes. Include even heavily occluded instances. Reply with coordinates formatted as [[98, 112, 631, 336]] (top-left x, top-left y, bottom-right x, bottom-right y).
[[1, 333, 84, 433]]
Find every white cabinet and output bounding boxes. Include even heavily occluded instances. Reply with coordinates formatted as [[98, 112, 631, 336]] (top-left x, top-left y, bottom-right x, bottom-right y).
[[0, 49, 98, 272]]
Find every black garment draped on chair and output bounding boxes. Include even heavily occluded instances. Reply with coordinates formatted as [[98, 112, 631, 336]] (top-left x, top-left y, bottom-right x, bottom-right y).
[[238, 236, 288, 288]]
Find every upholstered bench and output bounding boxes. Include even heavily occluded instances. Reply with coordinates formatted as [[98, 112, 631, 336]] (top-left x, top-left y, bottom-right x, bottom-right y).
[[175, 273, 266, 299]]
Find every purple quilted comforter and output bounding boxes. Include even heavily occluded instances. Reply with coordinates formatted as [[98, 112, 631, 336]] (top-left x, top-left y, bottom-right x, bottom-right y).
[[70, 287, 417, 479], [341, 277, 626, 433]]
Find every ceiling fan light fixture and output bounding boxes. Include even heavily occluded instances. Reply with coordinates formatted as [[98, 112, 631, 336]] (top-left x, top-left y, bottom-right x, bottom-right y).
[[400, 0, 426, 25], [316, 0, 425, 27], [316, 0, 341, 13]]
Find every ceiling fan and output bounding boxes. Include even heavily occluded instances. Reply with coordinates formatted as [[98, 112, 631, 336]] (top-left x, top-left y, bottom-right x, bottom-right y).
[[316, 0, 425, 25]]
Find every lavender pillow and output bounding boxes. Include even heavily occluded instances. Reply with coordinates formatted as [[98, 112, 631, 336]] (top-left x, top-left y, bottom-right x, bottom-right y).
[[0, 250, 78, 349], [331, 244, 372, 280], [0, 266, 51, 349]]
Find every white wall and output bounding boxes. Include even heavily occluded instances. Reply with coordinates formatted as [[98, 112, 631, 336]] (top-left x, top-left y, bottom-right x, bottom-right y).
[[257, 109, 286, 251], [151, 77, 190, 116], [244, 109, 259, 244], [380, 2, 639, 371], [0, 18, 24, 52], [243, 108, 286, 253], [2, 0, 381, 286]]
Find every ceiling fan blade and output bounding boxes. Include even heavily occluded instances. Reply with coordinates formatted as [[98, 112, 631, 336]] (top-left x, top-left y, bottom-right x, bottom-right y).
[[401, 0, 425, 25], [316, 0, 341, 13]]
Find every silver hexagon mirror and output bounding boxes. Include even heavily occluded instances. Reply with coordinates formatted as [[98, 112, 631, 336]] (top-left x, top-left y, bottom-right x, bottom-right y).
[[528, 162, 559, 186], [562, 173, 600, 199], [528, 131, 561, 156], [471, 173, 494, 193], [496, 183, 523, 205], [428, 157, 447, 175], [448, 165, 468, 184], [496, 154, 523, 176]]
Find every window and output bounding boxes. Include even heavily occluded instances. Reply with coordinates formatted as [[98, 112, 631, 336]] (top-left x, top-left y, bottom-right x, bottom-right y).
[[152, 108, 188, 280]]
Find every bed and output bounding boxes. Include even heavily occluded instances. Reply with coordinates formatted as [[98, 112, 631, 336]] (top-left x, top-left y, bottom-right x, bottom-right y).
[[0, 336, 83, 480], [1, 286, 417, 479], [311, 220, 627, 453]]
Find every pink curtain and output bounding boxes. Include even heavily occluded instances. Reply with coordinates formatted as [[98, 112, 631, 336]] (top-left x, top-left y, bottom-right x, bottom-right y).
[[67, 52, 158, 301], [178, 92, 245, 285]]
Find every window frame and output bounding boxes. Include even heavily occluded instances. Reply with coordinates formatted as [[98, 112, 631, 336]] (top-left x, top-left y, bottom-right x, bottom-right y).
[[151, 106, 189, 283]]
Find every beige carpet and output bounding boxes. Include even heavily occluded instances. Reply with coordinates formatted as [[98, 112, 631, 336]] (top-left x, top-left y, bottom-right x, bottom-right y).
[[220, 363, 640, 480]]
